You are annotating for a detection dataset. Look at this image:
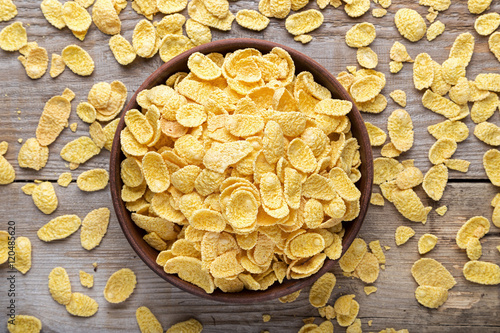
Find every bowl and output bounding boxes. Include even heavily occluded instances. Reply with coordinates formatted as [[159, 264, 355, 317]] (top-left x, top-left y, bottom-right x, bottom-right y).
[[109, 38, 373, 303]]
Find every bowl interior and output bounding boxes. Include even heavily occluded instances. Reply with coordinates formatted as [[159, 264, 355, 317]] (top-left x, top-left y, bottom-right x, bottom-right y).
[[110, 38, 373, 303]]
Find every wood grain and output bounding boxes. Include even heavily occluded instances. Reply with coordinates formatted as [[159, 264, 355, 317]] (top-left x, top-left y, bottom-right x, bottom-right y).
[[0, 0, 499, 331]]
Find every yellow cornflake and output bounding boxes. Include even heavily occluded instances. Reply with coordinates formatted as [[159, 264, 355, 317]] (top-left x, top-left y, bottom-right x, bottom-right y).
[[77, 168, 109, 192], [334, 294, 359, 327], [339, 238, 367, 273], [381, 182, 431, 223], [364, 122, 386, 146], [489, 32, 500, 62], [427, 120, 469, 142], [441, 57, 466, 86], [92, 0, 121, 35], [104, 268, 137, 303], [17, 138, 49, 171], [422, 89, 461, 119], [471, 92, 499, 124], [455, 216, 490, 249], [356, 47, 378, 69], [285, 10, 323, 36], [468, 0, 492, 14], [7, 315, 42, 333], [415, 285, 449, 309], [18, 46, 49, 80], [395, 166, 423, 190], [157, 0, 187, 14], [80, 207, 110, 250], [413, 53, 434, 90], [354, 252, 379, 283], [474, 122, 500, 146], [419, 0, 450, 11], [426, 21, 445, 41], [448, 77, 470, 105], [435, 205, 448, 216], [62, 1, 91, 32], [14, 236, 31, 274], [449, 33, 475, 67], [444, 159, 470, 172], [418, 233, 438, 254], [411, 258, 456, 289], [395, 226, 415, 246], [394, 8, 426, 42], [0, 22, 27, 51], [372, 8, 387, 17], [364, 286, 377, 295], [423, 164, 448, 201], [374, 157, 403, 185], [474, 13, 500, 36], [428, 138, 457, 165], [369, 240, 386, 264], [48, 267, 72, 305], [466, 237, 482, 260], [0, 0, 17, 22], [109, 35, 136, 66], [294, 34, 313, 44], [37, 215, 81, 242], [389, 90, 407, 107], [309, 272, 336, 308], [463, 261, 500, 285], [389, 61, 403, 74], [80, 270, 94, 288], [32, 181, 58, 214], [345, 22, 376, 48], [166, 318, 203, 333], [390, 41, 412, 62], [136, 306, 163, 333], [370, 193, 385, 206], [387, 109, 414, 152], [236, 9, 270, 31], [357, 94, 387, 113], [60, 136, 101, 164], [61, 45, 95, 76], [66, 292, 99, 317], [187, 0, 234, 31], [344, 0, 371, 18], [350, 74, 385, 103]]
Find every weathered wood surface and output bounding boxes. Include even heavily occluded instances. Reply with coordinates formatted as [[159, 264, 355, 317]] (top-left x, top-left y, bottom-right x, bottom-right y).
[[0, 0, 499, 332]]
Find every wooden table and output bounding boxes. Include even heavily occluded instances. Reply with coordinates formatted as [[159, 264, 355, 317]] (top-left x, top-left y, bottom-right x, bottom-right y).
[[1, 1, 499, 332]]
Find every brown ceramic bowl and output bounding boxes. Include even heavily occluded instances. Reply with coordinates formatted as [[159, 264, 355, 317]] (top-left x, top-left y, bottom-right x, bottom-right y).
[[110, 38, 373, 303]]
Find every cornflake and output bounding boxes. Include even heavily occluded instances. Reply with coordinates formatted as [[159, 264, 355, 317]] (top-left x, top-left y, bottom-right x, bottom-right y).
[[484, 149, 500, 186], [77, 169, 109, 192], [413, 53, 434, 90], [435, 205, 448, 216], [0, 22, 27, 51], [395, 226, 415, 246], [7, 315, 42, 333], [426, 21, 445, 41], [463, 261, 500, 285], [61, 45, 95, 76], [456, 216, 490, 249], [418, 234, 438, 254], [236, 9, 270, 31], [389, 90, 406, 107], [166, 318, 203, 333], [14, 236, 31, 274], [18, 138, 49, 171], [387, 109, 414, 152], [38, 215, 81, 242], [395, 9, 426, 42], [449, 33, 475, 66], [92, 0, 121, 35], [80, 207, 110, 250], [80, 270, 94, 288], [32, 182, 58, 214], [136, 306, 163, 333], [344, 0, 371, 18], [345, 23, 376, 48], [356, 47, 378, 69], [468, 0, 492, 14], [411, 258, 456, 289], [489, 32, 500, 62], [66, 292, 99, 317], [0, 0, 17, 22], [309, 272, 336, 308], [285, 10, 323, 36], [104, 268, 137, 303], [423, 164, 448, 201], [48, 267, 72, 305], [471, 92, 499, 124], [415, 285, 448, 308], [109, 35, 136, 65], [474, 122, 500, 146], [57, 171, 73, 186], [474, 13, 500, 36], [364, 122, 386, 146]]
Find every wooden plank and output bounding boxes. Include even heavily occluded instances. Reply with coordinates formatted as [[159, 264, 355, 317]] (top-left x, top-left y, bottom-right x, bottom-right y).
[[0, 1, 498, 181], [0, 182, 498, 332]]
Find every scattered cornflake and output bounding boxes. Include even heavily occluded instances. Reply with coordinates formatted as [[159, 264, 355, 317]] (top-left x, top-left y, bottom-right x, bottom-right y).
[[456, 216, 490, 249], [0, 0, 17, 22], [427, 7, 438, 23], [463, 261, 500, 285], [49, 53, 66, 78], [468, 0, 492, 14], [418, 233, 438, 255], [92, 0, 121, 35], [339, 238, 367, 273], [48, 267, 72, 305], [449, 33, 475, 67], [104, 268, 137, 303], [395, 226, 415, 246], [345, 22, 376, 48], [66, 292, 99, 317], [475, 123, 500, 146], [426, 21, 445, 41], [422, 89, 460, 119], [0, 142, 16, 184], [318, 305, 336, 320], [136, 306, 163, 333], [423, 164, 448, 201], [109, 35, 136, 66], [236, 9, 270, 31], [279, 290, 301, 303], [411, 258, 456, 289], [80, 207, 110, 250], [334, 294, 359, 327], [17, 138, 48, 171], [80, 270, 94, 288], [61, 45, 95, 76], [429, 137, 458, 164], [388, 109, 414, 152], [187, 0, 234, 31], [444, 159, 470, 173], [7, 315, 41, 333], [415, 285, 449, 308], [364, 122, 386, 146], [0, 22, 26, 51], [285, 9, 323, 36], [389, 90, 407, 107], [372, 8, 387, 18], [14, 236, 31, 274], [294, 34, 313, 44], [165, 318, 203, 333], [37, 215, 81, 242], [489, 32, 500, 62], [435, 205, 448, 216], [262, 314, 271, 322], [413, 53, 434, 90], [471, 92, 499, 124], [389, 61, 403, 74], [370, 193, 385, 206], [474, 13, 500, 36], [419, 0, 450, 11], [364, 286, 377, 295], [309, 272, 336, 308], [77, 168, 109, 192], [395, 8, 426, 42], [32, 182, 58, 214]]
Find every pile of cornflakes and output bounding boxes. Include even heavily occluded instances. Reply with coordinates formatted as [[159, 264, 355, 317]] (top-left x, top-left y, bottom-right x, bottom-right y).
[[120, 47, 363, 293]]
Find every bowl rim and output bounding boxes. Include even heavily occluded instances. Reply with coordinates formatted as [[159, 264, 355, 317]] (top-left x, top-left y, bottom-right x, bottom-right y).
[[109, 38, 373, 303]]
